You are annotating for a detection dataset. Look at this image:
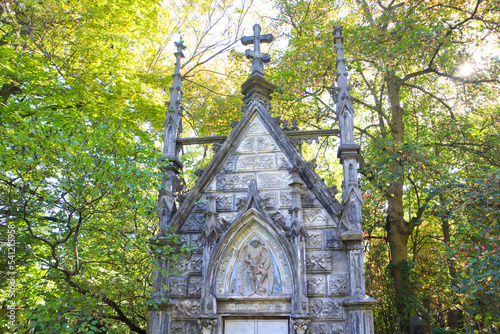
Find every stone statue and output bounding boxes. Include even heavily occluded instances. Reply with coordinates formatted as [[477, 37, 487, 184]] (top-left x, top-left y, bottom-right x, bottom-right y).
[[237, 239, 274, 296]]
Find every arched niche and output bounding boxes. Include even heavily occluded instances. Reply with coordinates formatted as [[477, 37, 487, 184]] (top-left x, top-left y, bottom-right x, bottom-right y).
[[208, 208, 295, 298]]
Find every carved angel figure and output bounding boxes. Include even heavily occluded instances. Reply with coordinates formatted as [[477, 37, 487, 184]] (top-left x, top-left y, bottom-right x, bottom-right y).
[[237, 239, 274, 296]]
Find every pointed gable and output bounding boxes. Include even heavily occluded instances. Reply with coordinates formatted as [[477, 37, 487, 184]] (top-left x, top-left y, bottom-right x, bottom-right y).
[[170, 100, 341, 235]]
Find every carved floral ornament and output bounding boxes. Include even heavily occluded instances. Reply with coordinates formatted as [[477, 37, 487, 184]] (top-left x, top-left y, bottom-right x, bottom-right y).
[[212, 211, 294, 297]]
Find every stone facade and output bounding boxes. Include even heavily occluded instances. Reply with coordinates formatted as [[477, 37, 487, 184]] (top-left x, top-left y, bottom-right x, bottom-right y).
[[148, 25, 375, 334]]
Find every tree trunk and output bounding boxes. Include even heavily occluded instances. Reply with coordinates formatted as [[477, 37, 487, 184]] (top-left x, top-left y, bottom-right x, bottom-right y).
[[439, 193, 464, 329], [385, 74, 416, 333]]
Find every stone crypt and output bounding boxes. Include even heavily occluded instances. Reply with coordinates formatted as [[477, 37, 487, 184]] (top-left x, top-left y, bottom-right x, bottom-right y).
[[147, 24, 375, 334]]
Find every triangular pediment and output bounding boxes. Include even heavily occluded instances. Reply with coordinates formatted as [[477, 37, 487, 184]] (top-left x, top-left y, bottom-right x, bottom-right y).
[[171, 100, 341, 232]]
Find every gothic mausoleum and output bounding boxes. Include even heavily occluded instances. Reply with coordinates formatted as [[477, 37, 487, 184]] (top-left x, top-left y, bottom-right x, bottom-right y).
[[147, 24, 375, 334]]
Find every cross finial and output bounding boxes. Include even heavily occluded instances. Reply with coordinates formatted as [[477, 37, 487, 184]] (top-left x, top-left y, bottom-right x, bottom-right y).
[[174, 36, 186, 57], [241, 24, 273, 74]]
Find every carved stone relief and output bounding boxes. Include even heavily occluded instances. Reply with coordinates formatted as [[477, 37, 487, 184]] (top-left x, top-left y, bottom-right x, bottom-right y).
[[301, 190, 321, 207], [168, 277, 186, 297], [186, 321, 200, 334], [223, 156, 236, 173], [237, 155, 275, 171], [175, 255, 203, 275], [306, 252, 332, 272], [181, 214, 205, 232], [270, 211, 287, 230], [172, 300, 200, 319], [309, 299, 343, 319], [260, 191, 275, 209], [236, 239, 276, 296], [277, 154, 292, 170], [216, 194, 232, 211], [193, 196, 207, 212], [279, 191, 292, 208], [257, 136, 279, 152], [248, 117, 267, 134], [216, 222, 292, 295], [306, 231, 323, 249], [304, 209, 335, 228], [307, 275, 326, 295], [189, 234, 203, 252], [216, 174, 254, 191], [170, 322, 183, 334], [328, 274, 348, 296], [310, 322, 344, 334], [188, 276, 203, 297], [325, 230, 344, 249], [236, 137, 255, 153], [257, 172, 292, 189], [293, 319, 311, 334]]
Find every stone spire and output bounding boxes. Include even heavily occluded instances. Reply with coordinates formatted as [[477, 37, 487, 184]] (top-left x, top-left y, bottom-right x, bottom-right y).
[[240, 24, 276, 111], [334, 26, 376, 333], [334, 25, 363, 237], [158, 37, 186, 233]]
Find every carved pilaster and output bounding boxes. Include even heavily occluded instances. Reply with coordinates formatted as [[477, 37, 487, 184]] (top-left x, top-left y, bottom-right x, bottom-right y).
[[288, 162, 309, 315]]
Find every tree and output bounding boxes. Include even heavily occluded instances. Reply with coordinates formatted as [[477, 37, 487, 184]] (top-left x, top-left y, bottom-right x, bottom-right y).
[[268, 0, 500, 331]]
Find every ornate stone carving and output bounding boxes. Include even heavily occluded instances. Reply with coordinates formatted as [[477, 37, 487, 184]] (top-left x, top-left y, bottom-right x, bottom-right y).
[[306, 231, 323, 249], [257, 136, 278, 152], [307, 275, 326, 295], [181, 214, 205, 232], [172, 300, 200, 319], [237, 155, 275, 171], [168, 277, 186, 297], [175, 255, 203, 275], [328, 274, 348, 295], [189, 234, 203, 251], [328, 185, 339, 199], [236, 196, 247, 211], [325, 230, 344, 249], [218, 217, 232, 232], [270, 211, 287, 230], [170, 322, 183, 334], [188, 276, 203, 297], [236, 137, 255, 153], [211, 142, 222, 153], [198, 319, 217, 334], [248, 118, 267, 134], [237, 239, 274, 296], [186, 322, 201, 334], [310, 322, 344, 334], [216, 174, 253, 190], [216, 194, 232, 211], [293, 319, 311, 334], [306, 252, 332, 272], [309, 299, 343, 319], [223, 157, 236, 173], [277, 154, 292, 170], [304, 209, 332, 227], [279, 191, 292, 208], [193, 197, 207, 212], [301, 189, 319, 207], [260, 191, 275, 209], [258, 172, 292, 188]]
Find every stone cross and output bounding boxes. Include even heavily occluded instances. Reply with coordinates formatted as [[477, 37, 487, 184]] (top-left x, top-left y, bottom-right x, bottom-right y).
[[174, 37, 186, 55], [241, 24, 273, 74]]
